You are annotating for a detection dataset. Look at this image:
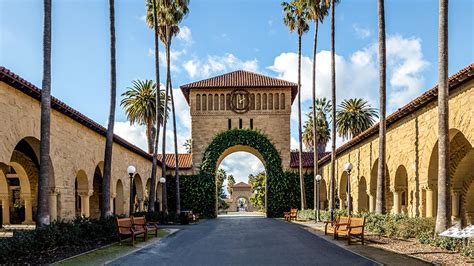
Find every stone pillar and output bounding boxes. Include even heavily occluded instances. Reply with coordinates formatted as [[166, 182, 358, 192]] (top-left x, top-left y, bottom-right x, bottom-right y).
[[1, 196, 10, 225], [451, 190, 461, 220], [426, 187, 434, 218], [23, 195, 33, 224], [110, 193, 116, 214], [392, 190, 400, 214], [79, 190, 92, 217], [138, 199, 144, 212], [48, 189, 58, 221], [369, 194, 375, 212]]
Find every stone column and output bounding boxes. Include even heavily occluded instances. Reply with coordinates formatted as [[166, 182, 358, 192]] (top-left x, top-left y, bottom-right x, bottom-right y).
[[79, 190, 92, 217], [110, 193, 116, 214], [426, 187, 434, 218], [22, 195, 33, 224], [451, 190, 461, 220], [1, 196, 10, 225], [369, 194, 375, 212], [392, 190, 400, 214], [48, 189, 58, 221], [138, 199, 144, 212]]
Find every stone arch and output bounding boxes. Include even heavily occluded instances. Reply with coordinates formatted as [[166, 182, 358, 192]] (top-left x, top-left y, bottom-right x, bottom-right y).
[[268, 93, 273, 110], [90, 163, 103, 218], [369, 158, 391, 213], [115, 179, 125, 215], [262, 93, 267, 110], [200, 129, 284, 217], [133, 174, 144, 212], [75, 170, 90, 217], [208, 94, 213, 111], [256, 93, 261, 110], [235, 195, 251, 212], [358, 176, 369, 212], [319, 178, 328, 210], [202, 94, 207, 111], [196, 94, 201, 111], [339, 172, 348, 209], [275, 93, 280, 110], [393, 165, 409, 214], [220, 94, 225, 110]]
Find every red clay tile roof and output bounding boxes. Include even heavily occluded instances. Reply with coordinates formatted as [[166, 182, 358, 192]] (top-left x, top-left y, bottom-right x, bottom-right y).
[[0, 66, 158, 164], [233, 181, 251, 188], [156, 153, 193, 169], [318, 63, 474, 166], [290, 151, 331, 168], [180, 70, 298, 104]]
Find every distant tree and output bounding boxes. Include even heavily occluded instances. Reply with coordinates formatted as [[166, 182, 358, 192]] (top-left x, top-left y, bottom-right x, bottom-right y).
[[227, 175, 236, 195], [302, 98, 331, 153], [249, 172, 266, 210], [216, 169, 227, 199], [183, 139, 192, 153], [336, 98, 378, 140]]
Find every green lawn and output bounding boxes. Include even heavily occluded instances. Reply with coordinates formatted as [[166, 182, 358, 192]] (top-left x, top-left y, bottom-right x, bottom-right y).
[[55, 230, 170, 266]]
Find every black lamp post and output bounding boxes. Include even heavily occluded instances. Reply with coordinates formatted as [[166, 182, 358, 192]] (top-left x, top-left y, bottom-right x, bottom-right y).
[[344, 162, 353, 216], [127, 165, 136, 216], [315, 174, 322, 222]]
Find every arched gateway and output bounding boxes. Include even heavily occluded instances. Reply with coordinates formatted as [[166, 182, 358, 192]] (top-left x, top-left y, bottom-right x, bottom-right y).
[[180, 70, 298, 217]]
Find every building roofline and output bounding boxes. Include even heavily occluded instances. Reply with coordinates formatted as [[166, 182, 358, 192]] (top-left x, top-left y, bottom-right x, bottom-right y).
[[317, 63, 474, 166]]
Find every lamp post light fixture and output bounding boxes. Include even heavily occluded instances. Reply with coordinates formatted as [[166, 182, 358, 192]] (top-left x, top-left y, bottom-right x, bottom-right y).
[[315, 174, 322, 222], [159, 176, 166, 184], [344, 162, 353, 216], [127, 165, 136, 216]]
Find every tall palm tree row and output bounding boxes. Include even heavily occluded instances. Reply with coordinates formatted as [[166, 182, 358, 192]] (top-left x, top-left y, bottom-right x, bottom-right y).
[[120, 80, 167, 154], [436, 0, 450, 233], [336, 98, 378, 140], [302, 98, 331, 153], [305, 0, 328, 213], [37, 0, 52, 227], [101, 0, 117, 219], [327, 0, 339, 221], [146, 0, 161, 212], [282, 0, 311, 210]]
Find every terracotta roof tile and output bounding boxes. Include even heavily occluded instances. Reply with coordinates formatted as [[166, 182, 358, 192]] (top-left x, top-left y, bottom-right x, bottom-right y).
[[0, 66, 156, 163], [180, 70, 298, 104], [233, 182, 251, 188], [156, 153, 193, 169], [290, 151, 331, 168], [317, 63, 474, 166]]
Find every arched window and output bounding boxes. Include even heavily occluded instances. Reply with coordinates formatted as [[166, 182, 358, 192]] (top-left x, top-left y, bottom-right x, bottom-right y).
[[214, 94, 219, 110], [250, 94, 255, 110], [208, 94, 213, 111], [196, 94, 201, 111], [226, 94, 231, 110], [280, 93, 285, 110], [202, 94, 207, 111], [268, 93, 273, 110], [275, 93, 279, 110], [262, 93, 267, 110], [256, 93, 261, 110], [220, 94, 225, 110]]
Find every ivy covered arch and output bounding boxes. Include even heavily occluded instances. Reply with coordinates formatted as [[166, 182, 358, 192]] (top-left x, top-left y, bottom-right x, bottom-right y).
[[200, 129, 285, 217]]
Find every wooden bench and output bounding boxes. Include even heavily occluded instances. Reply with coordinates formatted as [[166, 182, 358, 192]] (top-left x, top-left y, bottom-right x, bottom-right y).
[[116, 217, 146, 246], [186, 211, 200, 223], [284, 208, 298, 221], [336, 217, 366, 245], [324, 216, 351, 240], [132, 216, 159, 239]]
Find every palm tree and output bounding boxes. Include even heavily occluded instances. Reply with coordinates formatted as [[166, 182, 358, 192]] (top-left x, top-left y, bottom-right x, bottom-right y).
[[146, 0, 161, 212], [435, 0, 450, 233], [302, 98, 331, 153], [147, 0, 189, 213], [120, 80, 167, 154], [183, 139, 192, 153], [282, 0, 311, 210], [336, 98, 378, 140], [305, 0, 328, 214], [101, 0, 117, 219], [376, 0, 387, 215], [37, 0, 52, 227]]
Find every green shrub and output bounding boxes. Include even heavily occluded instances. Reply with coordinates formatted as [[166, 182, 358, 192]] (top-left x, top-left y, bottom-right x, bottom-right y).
[[461, 243, 474, 258]]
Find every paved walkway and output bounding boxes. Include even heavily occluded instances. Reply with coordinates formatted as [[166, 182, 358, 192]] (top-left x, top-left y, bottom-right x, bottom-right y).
[[111, 216, 377, 266]]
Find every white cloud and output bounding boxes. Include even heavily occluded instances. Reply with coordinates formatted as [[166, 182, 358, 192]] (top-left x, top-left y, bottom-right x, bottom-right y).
[[269, 34, 428, 149], [176, 26, 192, 45], [353, 24, 371, 39], [148, 48, 186, 72], [183, 53, 259, 79], [219, 152, 265, 184], [114, 122, 148, 151]]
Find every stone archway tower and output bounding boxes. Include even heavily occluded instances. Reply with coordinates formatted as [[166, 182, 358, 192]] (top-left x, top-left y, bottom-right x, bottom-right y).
[[180, 70, 297, 171]]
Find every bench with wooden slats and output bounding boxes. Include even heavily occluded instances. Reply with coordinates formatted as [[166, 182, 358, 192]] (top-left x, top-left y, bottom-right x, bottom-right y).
[[132, 216, 159, 239], [116, 217, 146, 246]]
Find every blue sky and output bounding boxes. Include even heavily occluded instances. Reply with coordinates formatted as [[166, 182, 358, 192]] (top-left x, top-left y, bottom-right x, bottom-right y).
[[1, 0, 473, 183]]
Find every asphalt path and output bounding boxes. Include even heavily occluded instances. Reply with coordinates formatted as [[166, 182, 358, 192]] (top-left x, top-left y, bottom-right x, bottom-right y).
[[111, 216, 378, 266]]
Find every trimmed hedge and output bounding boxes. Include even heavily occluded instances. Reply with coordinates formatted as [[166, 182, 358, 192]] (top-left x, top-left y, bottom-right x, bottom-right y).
[[0, 217, 117, 264]]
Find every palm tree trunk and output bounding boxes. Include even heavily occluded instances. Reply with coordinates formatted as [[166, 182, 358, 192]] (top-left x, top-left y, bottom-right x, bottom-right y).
[[169, 79, 181, 214], [436, 0, 450, 233], [148, 0, 160, 212], [329, 0, 336, 221], [37, 0, 52, 227], [375, 0, 386, 215], [146, 118, 154, 154], [312, 20, 319, 212], [161, 27, 172, 214], [101, 0, 116, 219], [297, 34, 306, 210]]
